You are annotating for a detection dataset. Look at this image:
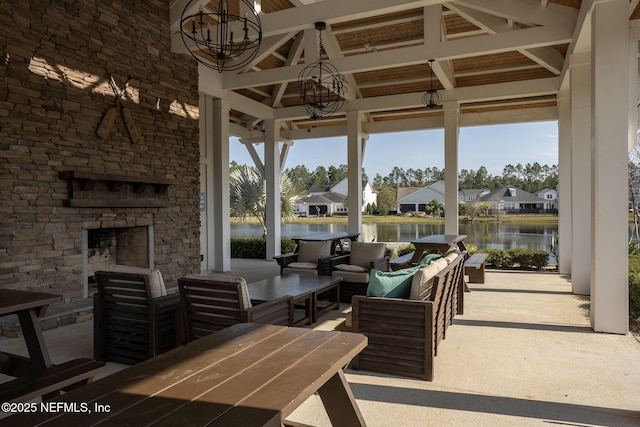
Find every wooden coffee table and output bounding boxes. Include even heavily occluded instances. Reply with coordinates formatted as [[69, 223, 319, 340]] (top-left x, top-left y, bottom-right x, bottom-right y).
[[248, 274, 341, 326]]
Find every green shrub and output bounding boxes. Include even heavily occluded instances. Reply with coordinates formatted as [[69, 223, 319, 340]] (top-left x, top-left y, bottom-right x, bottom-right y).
[[385, 247, 395, 259], [484, 248, 512, 269], [473, 248, 548, 270], [397, 243, 416, 257], [230, 238, 296, 259], [507, 248, 549, 270], [629, 255, 640, 315]]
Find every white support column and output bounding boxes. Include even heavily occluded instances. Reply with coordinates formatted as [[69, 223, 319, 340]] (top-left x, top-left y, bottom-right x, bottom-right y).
[[629, 31, 639, 152], [265, 119, 282, 260], [347, 111, 363, 239], [199, 95, 213, 271], [557, 90, 572, 276], [212, 98, 231, 271], [590, 0, 629, 333], [569, 54, 591, 295], [443, 101, 460, 235]]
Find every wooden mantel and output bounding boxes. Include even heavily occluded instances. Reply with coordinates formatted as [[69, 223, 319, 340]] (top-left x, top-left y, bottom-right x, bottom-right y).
[[59, 171, 180, 208]]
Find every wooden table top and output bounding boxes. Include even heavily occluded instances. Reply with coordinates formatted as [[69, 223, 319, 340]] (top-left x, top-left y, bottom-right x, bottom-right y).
[[248, 274, 341, 301], [10, 323, 367, 426], [292, 232, 360, 242], [0, 289, 61, 317], [412, 234, 468, 245]]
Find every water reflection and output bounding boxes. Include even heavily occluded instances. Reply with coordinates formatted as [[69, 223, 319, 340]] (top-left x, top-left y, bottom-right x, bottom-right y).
[[231, 221, 558, 255]]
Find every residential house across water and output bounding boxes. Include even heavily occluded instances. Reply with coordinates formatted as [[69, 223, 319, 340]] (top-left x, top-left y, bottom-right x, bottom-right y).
[[293, 179, 377, 216]]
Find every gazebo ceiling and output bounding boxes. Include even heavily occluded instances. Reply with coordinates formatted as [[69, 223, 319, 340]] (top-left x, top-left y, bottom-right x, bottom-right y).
[[170, 0, 629, 137]]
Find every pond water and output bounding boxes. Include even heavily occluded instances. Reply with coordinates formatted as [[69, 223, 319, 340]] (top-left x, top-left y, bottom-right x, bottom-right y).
[[231, 221, 558, 260]]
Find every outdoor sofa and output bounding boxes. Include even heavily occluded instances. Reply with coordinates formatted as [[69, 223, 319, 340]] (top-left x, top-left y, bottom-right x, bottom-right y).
[[350, 250, 467, 381]]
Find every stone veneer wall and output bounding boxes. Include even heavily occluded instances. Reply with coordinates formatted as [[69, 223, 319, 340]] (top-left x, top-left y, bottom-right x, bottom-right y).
[[0, 1, 201, 302]]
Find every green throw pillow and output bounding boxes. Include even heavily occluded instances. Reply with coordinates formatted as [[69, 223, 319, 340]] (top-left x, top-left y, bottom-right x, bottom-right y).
[[366, 266, 420, 298], [418, 253, 443, 266]]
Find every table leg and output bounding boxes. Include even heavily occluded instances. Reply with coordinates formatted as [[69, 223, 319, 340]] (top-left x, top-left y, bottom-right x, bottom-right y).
[[317, 370, 366, 427], [17, 309, 52, 372], [408, 248, 424, 265], [457, 241, 469, 257]]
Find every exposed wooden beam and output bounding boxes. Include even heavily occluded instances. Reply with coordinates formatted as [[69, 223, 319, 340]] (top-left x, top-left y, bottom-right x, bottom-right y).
[[258, 0, 448, 38], [453, 0, 578, 27], [447, 3, 565, 74], [223, 24, 572, 89], [274, 77, 559, 120]]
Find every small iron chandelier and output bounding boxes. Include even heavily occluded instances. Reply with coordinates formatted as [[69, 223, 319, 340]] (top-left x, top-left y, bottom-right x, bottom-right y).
[[180, 0, 262, 73], [423, 59, 442, 109], [297, 22, 347, 120]]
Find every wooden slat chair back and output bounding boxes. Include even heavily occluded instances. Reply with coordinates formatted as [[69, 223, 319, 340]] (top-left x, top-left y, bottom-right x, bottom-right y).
[[431, 252, 464, 352], [94, 271, 179, 365], [178, 275, 293, 343]]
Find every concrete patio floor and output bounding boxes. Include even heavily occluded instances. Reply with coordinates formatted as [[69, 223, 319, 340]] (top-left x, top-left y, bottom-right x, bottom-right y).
[[1, 260, 639, 426]]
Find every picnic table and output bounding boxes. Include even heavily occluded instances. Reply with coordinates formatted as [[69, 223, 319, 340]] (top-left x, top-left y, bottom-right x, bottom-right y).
[[0, 289, 105, 402], [291, 231, 360, 255], [6, 323, 368, 426], [0, 289, 62, 376], [409, 234, 468, 263]]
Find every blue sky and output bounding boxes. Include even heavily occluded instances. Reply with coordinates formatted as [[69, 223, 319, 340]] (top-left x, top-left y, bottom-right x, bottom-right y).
[[230, 121, 559, 179]]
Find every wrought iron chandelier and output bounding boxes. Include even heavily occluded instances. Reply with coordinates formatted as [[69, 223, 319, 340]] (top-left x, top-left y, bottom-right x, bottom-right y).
[[297, 22, 347, 120], [423, 59, 442, 109], [180, 0, 262, 73]]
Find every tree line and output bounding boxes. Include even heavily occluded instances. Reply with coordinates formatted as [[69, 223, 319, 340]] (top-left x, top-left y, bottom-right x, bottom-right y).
[[231, 160, 559, 217], [278, 162, 558, 194]]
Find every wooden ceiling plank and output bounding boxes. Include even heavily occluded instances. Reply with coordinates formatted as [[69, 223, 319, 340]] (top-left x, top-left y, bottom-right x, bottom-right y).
[[453, 0, 578, 27], [259, 0, 448, 38]]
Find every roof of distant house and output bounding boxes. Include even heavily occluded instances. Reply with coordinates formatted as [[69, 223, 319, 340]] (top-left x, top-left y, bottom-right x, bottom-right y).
[[534, 188, 556, 195], [295, 193, 346, 204], [322, 192, 348, 203], [308, 185, 332, 194], [479, 186, 545, 203], [396, 187, 426, 200], [459, 189, 490, 197]]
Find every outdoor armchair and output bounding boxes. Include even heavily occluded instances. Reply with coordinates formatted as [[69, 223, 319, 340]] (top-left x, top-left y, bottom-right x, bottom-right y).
[[93, 268, 179, 365], [274, 240, 335, 276], [330, 241, 389, 303], [177, 275, 294, 343]]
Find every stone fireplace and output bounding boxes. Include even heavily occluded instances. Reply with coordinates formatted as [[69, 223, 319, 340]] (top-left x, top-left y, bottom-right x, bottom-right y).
[[84, 226, 154, 298], [1, 1, 202, 309]]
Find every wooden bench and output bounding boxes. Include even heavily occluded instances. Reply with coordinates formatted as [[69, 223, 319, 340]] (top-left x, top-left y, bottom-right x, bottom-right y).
[[464, 253, 489, 284], [0, 358, 106, 403], [389, 251, 415, 271]]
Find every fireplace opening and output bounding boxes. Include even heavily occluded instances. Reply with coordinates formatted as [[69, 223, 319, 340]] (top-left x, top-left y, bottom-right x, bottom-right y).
[[84, 226, 153, 297]]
